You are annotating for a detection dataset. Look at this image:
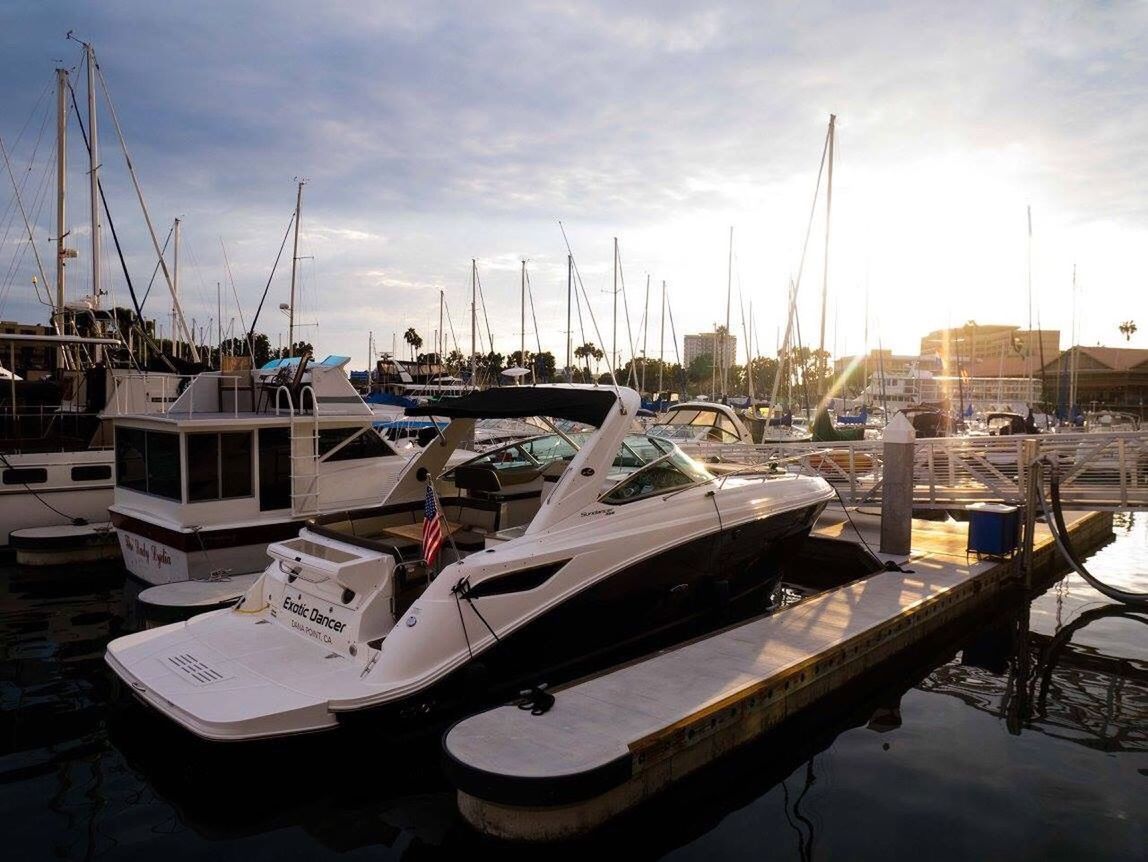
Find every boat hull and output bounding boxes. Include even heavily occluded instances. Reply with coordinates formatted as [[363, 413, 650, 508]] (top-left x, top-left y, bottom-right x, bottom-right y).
[[106, 497, 827, 741], [110, 510, 306, 584]]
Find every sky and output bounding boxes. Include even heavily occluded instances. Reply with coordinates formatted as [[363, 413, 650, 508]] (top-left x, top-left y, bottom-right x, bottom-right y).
[[1, 1, 1146, 372]]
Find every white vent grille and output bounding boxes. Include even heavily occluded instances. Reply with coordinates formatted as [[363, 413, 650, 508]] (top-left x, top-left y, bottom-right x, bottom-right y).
[[162, 652, 233, 686]]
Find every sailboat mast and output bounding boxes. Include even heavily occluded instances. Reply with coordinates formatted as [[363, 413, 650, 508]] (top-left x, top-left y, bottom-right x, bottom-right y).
[[612, 237, 618, 378], [818, 113, 835, 360], [658, 281, 665, 396], [1026, 205, 1033, 395], [54, 67, 69, 366], [724, 225, 732, 398], [470, 259, 477, 384], [173, 217, 180, 358], [85, 43, 102, 361], [55, 69, 68, 319], [438, 289, 444, 363], [217, 281, 222, 365], [520, 259, 526, 371], [641, 274, 649, 396], [1069, 264, 1078, 417], [566, 254, 572, 382], [288, 179, 304, 358]]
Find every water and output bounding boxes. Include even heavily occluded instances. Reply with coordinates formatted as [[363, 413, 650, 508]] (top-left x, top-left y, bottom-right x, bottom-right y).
[[2, 516, 1145, 860]]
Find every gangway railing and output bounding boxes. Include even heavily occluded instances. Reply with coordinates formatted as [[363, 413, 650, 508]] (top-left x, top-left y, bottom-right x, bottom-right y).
[[690, 431, 1148, 511]]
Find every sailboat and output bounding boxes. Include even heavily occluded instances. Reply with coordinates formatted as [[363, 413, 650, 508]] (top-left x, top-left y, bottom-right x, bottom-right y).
[[1, 41, 190, 546]]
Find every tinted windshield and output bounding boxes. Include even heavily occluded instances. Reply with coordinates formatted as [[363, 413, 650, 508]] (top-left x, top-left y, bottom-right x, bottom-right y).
[[601, 450, 713, 504]]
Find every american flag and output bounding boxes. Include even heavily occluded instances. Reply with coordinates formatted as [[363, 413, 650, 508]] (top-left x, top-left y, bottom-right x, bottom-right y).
[[422, 484, 445, 565]]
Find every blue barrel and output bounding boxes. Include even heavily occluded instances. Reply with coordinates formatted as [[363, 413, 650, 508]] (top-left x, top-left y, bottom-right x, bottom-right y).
[[966, 503, 1020, 556]]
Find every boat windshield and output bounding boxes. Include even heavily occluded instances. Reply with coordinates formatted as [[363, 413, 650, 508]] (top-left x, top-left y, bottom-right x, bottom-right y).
[[649, 408, 742, 442], [447, 432, 671, 475], [600, 450, 713, 504]]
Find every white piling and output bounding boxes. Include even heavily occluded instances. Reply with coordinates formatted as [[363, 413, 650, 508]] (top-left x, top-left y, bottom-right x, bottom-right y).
[[880, 412, 916, 555]]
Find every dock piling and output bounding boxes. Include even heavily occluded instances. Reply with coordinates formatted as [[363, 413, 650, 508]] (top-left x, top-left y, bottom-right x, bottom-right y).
[[879, 413, 915, 555]]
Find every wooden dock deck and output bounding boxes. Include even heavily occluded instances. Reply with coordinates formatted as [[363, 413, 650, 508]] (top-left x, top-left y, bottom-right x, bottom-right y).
[[443, 508, 1114, 841]]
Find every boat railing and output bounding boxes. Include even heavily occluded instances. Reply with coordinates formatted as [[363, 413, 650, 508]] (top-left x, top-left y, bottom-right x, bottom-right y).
[[273, 383, 316, 418], [0, 408, 102, 452], [696, 430, 1148, 511], [163, 374, 257, 419]]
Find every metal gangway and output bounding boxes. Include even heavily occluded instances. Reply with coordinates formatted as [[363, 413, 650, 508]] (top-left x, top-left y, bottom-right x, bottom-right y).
[[695, 431, 1148, 511]]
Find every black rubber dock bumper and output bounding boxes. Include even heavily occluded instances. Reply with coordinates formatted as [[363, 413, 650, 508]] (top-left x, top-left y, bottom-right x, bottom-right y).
[[441, 511, 1114, 842]]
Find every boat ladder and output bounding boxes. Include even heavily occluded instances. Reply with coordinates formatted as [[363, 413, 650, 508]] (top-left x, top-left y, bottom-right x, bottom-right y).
[[288, 385, 320, 516]]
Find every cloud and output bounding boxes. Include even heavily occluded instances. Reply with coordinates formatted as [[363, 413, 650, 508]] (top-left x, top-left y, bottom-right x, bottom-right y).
[[1, 1, 1146, 366]]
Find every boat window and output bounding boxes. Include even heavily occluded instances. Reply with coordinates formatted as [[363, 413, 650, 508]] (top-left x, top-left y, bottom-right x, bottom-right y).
[[465, 560, 568, 599], [115, 427, 147, 492], [655, 409, 700, 426], [601, 451, 712, 504], [614, 435, 669, 468], [462, 442, 537, 472], [71, 464, 112, 482], [187, 434, 220, 501], [115, 427, 181, 500], [221, 432, 254, 497], [147, 431, 181, 500], [319, 427, 395, 462], [259, 427, 291, 510], [187, 432, 254, 501], [3, 467, 47, 485], [520, 434, 583, 463]]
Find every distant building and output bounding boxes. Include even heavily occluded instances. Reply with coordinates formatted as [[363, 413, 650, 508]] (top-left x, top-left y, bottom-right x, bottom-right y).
[[683, 332, 737, 368], [834, 351, 939, 380], [0, 320, 55, 380], [1040, 346, 1148, 416], [920, 324, 1060, 377]]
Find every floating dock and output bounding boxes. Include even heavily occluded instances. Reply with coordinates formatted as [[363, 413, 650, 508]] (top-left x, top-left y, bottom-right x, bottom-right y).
[[9, 522, 120, 566], [443, 508, 1113, 841]]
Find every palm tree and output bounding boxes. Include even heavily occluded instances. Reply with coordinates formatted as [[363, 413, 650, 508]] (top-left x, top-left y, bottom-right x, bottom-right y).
[[574, 341, 603, 377], [403, 327, 423, 377], [1119, 320, 1137, 342]]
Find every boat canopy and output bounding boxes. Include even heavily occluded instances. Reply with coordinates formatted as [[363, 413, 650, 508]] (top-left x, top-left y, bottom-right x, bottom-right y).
[[406, 385, 619, 427]]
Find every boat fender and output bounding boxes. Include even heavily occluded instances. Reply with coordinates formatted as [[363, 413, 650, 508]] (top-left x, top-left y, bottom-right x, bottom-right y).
[[341, 587, 355, 604]]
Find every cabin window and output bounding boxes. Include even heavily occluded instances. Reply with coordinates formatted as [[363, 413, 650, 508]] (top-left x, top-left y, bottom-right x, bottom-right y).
[[115, 428, 181, 500], [186, 432, 254, 502], [601, 451, 712, 505], [521, 434, 584, 462], [3, 467, 47, 485], [259, 427, 291, 510], [187, 434, 220, 500], [71, 465, 112, 482], [146, 431, 181, 500], [318, 427, 395, 462]]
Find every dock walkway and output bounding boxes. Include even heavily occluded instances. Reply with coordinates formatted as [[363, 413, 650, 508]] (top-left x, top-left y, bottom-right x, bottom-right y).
[[443, 508, 1113, 841]]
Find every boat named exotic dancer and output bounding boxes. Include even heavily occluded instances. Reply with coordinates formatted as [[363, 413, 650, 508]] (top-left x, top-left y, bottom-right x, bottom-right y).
[[105, 384, 833, 741]]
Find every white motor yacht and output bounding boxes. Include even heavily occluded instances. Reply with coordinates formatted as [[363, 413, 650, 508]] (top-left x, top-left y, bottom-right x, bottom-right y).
[[105, 384, 833, 741], [109, 354, 455, 584]]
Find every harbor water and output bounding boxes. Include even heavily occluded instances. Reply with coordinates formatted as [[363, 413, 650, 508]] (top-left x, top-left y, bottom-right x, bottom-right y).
[[2, 515, 1145, 860]]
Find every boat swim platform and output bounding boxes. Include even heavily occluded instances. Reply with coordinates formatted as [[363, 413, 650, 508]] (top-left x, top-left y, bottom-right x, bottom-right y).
[[443, 507, 1114, 842], [9, 522, 120, 566]]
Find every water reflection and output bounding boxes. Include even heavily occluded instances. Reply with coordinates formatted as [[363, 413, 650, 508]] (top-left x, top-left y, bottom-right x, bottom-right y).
[[2, 516, 1146, 860]]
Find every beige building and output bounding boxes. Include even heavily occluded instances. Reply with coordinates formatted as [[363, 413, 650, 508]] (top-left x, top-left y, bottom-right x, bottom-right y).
[[683, 332, 737, 368], [920, 324, 1060, 376]]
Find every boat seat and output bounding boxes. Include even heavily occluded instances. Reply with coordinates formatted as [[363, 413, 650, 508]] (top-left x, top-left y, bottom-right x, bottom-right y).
[[453, 465, 502, 494]]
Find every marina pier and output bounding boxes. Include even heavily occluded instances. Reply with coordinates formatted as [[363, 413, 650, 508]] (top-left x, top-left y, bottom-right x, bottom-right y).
[[444, 507, 1114, 841]]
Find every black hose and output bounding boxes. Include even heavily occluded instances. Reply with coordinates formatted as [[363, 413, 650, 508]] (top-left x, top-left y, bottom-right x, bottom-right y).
[[1038, 458, 1148, 607]]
